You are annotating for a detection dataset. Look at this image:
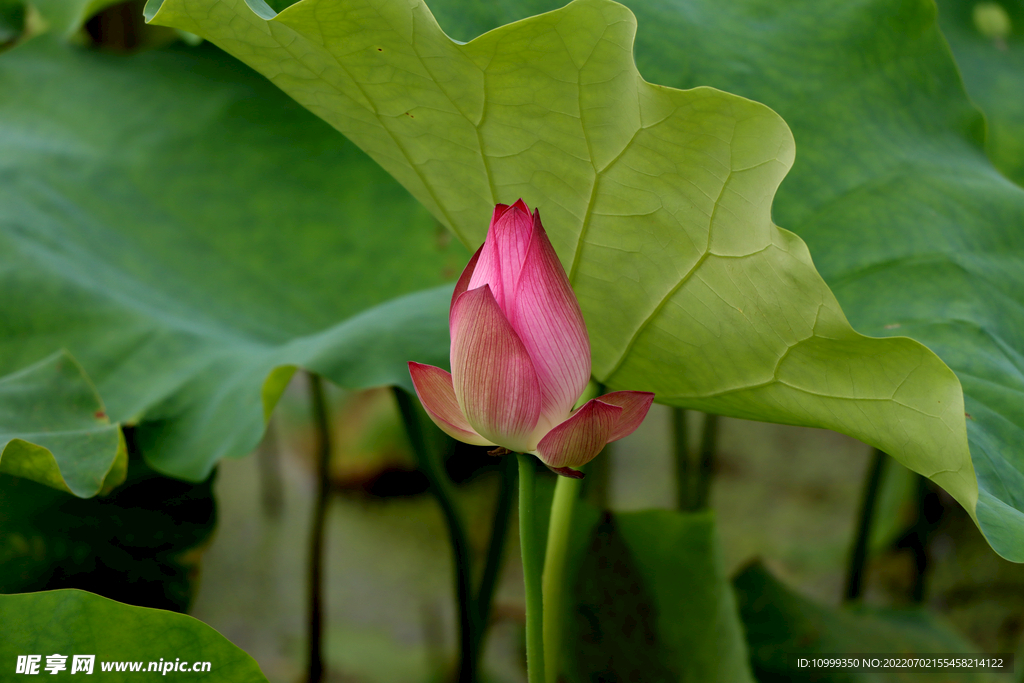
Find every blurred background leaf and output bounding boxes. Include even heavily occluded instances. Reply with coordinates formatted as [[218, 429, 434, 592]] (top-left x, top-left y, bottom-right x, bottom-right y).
[[733, 561, 1002, 682], [0, 589, 269, 681], [0, 33, 467, 482], [0, 351, 125, 497], [0, 0, 27, 48], [31, 0, 123, 35], [569, 510, 754, 683], [0, 426, 214, 612], [936, 0, 1024, 186]]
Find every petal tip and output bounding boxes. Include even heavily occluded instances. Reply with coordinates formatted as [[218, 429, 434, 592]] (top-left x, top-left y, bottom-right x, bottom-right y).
[[548, 465, 585, 479], [595, 390, 656, 442], [536, 398, 620, 469]]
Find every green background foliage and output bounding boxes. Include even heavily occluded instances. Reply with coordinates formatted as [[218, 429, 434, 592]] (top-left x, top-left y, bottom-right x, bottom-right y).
[[0, 352, 125, 497], [937, 0, 1024, 186], [0, 589, 269, 681], [0, 34, 467, 488], [0, 430, 215, 612], [733, 562, 999, 682], [571, 510, 753, 682], [522, 476, 754, 682]]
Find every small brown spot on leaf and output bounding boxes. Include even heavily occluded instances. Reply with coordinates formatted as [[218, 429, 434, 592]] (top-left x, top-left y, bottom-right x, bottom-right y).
[[966, 412, 974, 420], [95, 411, 106, 419], [405, 112, 414, 118]]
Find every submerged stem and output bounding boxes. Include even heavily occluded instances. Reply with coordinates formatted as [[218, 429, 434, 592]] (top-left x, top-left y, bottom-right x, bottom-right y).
[[517, 454, 545, 683], [908, 474, 936, 604], [673, 407, 690, 510], [844, 447, 887, 602], [694, 412, 719, 510], [474, 454, 517, 655], [542, 474, 582, 683], [307, 375, 332, 683], [257, 415, 284, 518]]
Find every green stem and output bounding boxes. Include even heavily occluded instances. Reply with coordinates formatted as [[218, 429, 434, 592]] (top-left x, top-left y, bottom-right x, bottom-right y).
[[908, 474, 933, 604], [542, 474, 582, 683], [307, 375, 332, 683], [844, 447, 887, 602], [393, 388, 477, 683], [517, 454, 545, 683], [672, 407, 690, 510], [693, 412, 719, 510], [473, 453, 517, 663]]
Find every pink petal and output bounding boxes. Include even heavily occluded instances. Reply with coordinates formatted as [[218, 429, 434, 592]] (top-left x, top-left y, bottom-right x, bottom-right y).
[[450, 284, 542, 452], [450, 245, 483, 322], [535, 398, 622, 469], [467, 200, 534, 315], [408, 362, 495, 446], [510, 209, 592, 422], [548, 466, 585, 479], [595, 391, 656, 442]]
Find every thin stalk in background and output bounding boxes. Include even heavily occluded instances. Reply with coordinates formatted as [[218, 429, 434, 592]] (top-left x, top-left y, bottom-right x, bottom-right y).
[[474, 454, 517, 653], [908, 474, 931, 603], [517, 454, 546, 683], [583, 444, 609, 510], [307, 374, 333, 683], [844, 447, 888, 602], [257, 415, 284, 518], [542, 474, 583, 683], [673, 407, 690, 510], [693, 412, 719, 511], [393, 388, 477, 683], [903, 474, 943, 604]]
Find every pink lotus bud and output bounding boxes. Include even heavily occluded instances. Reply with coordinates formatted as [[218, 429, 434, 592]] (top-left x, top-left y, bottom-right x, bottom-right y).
[[408, 200, 654, 477]]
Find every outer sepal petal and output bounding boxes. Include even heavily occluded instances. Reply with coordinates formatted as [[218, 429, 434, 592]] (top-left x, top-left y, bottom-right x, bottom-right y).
[[450, 285, 542, 452], [594, 391, 656, 442], [535, 398, 622, 470], [408, 362, 494, 446], [548, 465, 586, 479], [511, 209, 591, 422]]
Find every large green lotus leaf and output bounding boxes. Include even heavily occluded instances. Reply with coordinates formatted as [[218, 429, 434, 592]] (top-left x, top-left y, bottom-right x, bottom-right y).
[[569, 510, 754, 682], [733, 562, 996, 682], [145, 0, 981, 544], [936, 0, 1024, 185], [0, 37, 465, 483], [415, 0, 1024, 560], [586, 0, 1024, 561], [0, 589, 268, 681], [0, 351, 126, 497]]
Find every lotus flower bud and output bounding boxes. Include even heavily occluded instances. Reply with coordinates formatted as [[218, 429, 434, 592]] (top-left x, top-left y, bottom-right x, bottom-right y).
[[409, 200, 654, 477]]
